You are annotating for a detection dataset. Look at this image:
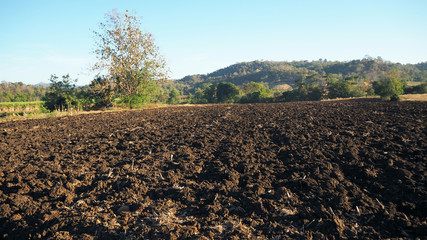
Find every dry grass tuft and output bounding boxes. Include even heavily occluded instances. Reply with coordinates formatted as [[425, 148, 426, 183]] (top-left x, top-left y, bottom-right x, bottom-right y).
[[211, 220, 254, 238], [153, 208, 183, 229], [280, 207, 298, 216]]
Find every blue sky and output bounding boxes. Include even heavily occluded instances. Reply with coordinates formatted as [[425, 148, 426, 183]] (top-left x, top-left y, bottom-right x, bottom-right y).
[[1, 0, 426, 85]]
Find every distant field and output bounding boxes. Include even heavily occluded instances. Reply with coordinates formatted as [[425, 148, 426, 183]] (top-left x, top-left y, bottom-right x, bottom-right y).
[[399, 93, 427, 101], [0, 101, 44, 111], [407, 81, 426, 86], [0, 101, 45, 120], [322, 94, 427, 102]]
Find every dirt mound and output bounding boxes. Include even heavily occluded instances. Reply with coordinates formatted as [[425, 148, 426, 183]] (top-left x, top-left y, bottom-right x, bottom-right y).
[[0, 101, 426, 239]]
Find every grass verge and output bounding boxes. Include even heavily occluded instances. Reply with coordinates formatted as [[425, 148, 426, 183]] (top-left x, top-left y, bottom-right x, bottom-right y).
[[0, 95, 425, 123], [0, 102, 169, 122]]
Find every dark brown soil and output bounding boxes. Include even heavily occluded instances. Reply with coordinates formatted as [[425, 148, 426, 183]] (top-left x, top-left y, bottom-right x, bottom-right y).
[[0, 101, 426, 239]]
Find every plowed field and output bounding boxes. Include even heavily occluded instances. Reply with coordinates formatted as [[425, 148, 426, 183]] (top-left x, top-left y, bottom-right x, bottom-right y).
[[0, 101, 426, 239]]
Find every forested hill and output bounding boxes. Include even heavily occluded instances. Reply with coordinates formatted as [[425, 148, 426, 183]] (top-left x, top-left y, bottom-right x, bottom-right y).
[[177, 58, 427, 90]]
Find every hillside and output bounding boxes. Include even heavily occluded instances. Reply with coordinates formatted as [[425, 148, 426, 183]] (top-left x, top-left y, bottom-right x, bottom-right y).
[[177, 58, 427, 93]]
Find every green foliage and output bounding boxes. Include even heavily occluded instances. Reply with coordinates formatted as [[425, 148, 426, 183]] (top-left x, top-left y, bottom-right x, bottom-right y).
[[373, 70, 405, 101], [414, 62, 427, 71], [216, 82, 239, 103], [189, 82, 239, 103], [177, 59, 427, 98], [202, 83, 217, 103], [327, 75, 366, 99], [4, 58, 425, 110], [179, 61, 305, 94], [167, 89, 180, 104], [0, 81, 47, 102], [240, 90, 271, 103], [0, 101, 49, 119], [190, 88, 208, 104], [93, 10, 167, 108], [118, 78, 157, 108], [74, 86, 95, 111], [241, 82, 266, 95], [121, 94, 146, 108], [87, 73, 158, 109], [240, 82, 272, 103], [296, 77, 323, 101], [43, 75, 78, 111], [0, 101, 44, 108], [327, 76, 352, 99], [278, 78, 323, 102], [155, 89, 172, 103]]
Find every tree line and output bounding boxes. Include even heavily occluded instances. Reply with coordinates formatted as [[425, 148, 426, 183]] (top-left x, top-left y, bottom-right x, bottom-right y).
[[0, 81, 47, 102], [2, 64, 425, 108], [186, 70, 426, 104], [37, 69, 425, 111], [2, 62, 426, 110], [1, 10, 426, 111], [178, 58, 427, 93]]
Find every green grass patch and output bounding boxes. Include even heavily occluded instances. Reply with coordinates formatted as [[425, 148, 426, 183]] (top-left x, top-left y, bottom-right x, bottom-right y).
[[0, 101, 45, 108], [406, 81, 427, 87], [0, 101, 47, 116]]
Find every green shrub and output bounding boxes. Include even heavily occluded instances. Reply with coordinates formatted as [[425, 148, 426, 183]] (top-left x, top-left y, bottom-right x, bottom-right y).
[[216, 82, 239, 103], [167, 90, 180, 104], [43, 74, 78, 111], [373, 70, 405, 101]]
